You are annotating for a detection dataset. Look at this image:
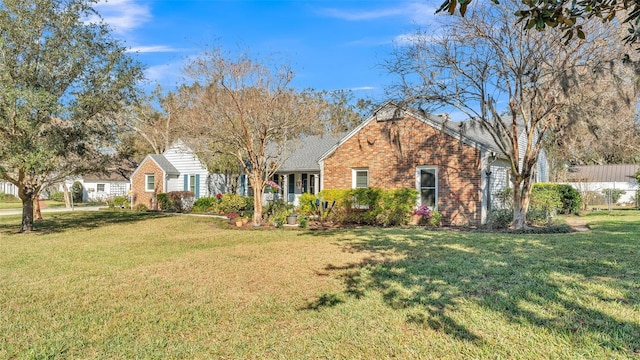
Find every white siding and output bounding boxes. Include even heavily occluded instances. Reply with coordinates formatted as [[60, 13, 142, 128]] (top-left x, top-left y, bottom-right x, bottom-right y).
[[163, 140, 210, 198], [83, 180, 130, 201], [566, 181, 638, 204], [0, 181, 18, 197]]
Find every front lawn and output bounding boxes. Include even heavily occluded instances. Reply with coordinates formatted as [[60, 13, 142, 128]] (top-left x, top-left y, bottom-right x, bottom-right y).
[[1, 211, 639, 359]]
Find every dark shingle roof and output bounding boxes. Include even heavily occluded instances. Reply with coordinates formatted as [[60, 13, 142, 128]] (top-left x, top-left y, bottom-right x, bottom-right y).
[[568, 164, 639, 183], [149, 154, 179, 175], [278, 133, 346, 172], [83, 172, 129, 182]]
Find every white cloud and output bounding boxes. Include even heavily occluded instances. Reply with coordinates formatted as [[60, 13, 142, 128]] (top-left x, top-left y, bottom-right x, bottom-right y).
[[349, 86, 376, 92], [318, 2, 439, 24], [93, 0, 151, 34], [144, 62, 184, 85], [127, 45, 181, 53]]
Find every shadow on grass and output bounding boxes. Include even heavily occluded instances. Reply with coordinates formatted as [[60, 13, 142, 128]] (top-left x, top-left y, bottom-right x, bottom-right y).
[[306, 226, 640, 353], [0, 211, 167, 235]]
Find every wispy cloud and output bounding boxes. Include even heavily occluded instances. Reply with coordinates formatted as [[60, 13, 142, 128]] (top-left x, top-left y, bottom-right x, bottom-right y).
[[127, 45, 181, 53], [93, 0, 151, 34], [349, 86, 376, 92], [144, 62, 184, 86], [317, 2, 438, 24]]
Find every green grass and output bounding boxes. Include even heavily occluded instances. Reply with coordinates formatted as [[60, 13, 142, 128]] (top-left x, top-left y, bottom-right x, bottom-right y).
[[0, 199, 68, 210], [1, 210, 639, 359]]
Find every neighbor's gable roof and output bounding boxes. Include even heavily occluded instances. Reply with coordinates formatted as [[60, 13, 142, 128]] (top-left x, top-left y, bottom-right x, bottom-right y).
[[148, 154, 180, 176], [567, 164, 639, 183], [319, 102, 498, 163], [83, 172, 130, 182]]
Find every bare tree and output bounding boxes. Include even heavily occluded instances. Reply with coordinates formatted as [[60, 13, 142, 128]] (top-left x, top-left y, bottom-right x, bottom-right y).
[[385, 1, 628, 229], [176, 49, 355, 225]]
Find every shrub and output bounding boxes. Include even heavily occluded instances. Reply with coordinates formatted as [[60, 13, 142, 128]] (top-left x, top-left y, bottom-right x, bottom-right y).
[[157, 193, 170, 211], [112, 196, 129, 208], [555, 184, 581, 214], [71, 181, 83, 203], [298, 193, 317, 216], [488, 209, 512, 229], [168, 191, 195, 213], [530, 184, 562, 218], [218, 193, 247, 214], [265, 200, 293, 226], [49, 191, 65, 202], [133, 204, 148, 212], [375, 188, 418, 226], [319, 188, 418, 227], [193, 196, 217, 213]]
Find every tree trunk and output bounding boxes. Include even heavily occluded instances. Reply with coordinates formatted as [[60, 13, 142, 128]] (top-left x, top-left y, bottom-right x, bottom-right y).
[[34, 196, 43, 221], [512, 179, 533, 230], [20, 194, 35, 233], [63, 182, 71, 208], [249, 172, 264, 226]]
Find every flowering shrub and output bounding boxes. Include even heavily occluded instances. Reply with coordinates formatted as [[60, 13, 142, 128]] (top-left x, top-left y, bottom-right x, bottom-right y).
[[226, 212, 238, 221], [266, 180, 281, 192], [414, 205, 441, 226]]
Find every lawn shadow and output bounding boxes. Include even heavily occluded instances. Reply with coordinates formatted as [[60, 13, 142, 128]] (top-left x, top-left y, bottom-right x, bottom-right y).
[[0, 211, 167, 235], [308, 226, 640, 353]]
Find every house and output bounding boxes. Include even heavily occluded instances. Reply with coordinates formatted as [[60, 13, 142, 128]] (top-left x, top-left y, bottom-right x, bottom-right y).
[[0, 181, 18, 198], [63, 172, 131, 202], [317, 103, 549, 226], [565, 164, 639, 205], [130, 140, 213, 209]]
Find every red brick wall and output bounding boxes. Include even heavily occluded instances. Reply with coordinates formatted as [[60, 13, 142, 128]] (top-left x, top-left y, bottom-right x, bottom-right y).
[[323, 115, 482, 225], [131, 158, 164, 209]]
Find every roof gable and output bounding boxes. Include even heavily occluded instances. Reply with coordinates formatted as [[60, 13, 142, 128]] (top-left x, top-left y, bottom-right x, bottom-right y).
[[319, 102, 495, 163]]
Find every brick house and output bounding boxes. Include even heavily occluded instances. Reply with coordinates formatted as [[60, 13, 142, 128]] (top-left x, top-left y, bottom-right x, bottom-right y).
[[130, 154, 179, 210], [318, 103, 548, 226]]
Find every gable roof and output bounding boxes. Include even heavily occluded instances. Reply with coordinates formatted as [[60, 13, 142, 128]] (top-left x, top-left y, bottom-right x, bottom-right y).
[[319, 102, 498, 163], [278, 133, 346, 172], [567, 164, 639, 183], [83, 172, 129, 182], [148, 154, 180, 176]]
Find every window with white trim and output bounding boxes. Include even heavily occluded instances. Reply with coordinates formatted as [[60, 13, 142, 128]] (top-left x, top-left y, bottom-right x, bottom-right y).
[[145, 174, 155, 192], [416, 166, 437, 209], [352, 168, 369, 189], [97, 184, 105, 192]]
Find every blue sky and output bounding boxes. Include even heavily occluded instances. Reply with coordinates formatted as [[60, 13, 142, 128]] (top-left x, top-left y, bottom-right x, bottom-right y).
[[94, 0, 441, 103]]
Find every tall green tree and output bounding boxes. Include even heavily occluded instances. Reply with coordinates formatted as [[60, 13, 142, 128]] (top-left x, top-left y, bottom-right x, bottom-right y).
[[0, 0, 143, 232]]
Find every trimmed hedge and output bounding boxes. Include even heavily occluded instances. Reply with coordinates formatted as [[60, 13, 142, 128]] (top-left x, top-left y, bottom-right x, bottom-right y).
[[318, 188, 418, 226]]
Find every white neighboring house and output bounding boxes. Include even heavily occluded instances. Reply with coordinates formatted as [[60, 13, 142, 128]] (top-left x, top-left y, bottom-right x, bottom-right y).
[[0, 181, 19, 198], [64, 172, 131, 202], [566, 164, 639, 205], [131, 140, 224, 208]]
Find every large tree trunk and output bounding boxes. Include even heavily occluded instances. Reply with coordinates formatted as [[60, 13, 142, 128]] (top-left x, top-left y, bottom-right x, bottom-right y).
[[19, 192, 35, 233]]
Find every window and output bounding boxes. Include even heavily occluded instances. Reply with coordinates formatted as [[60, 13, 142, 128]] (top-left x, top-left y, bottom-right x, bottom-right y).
[[352, 168, 369, 189], [96, 184, 105, 192], [145, 174, 155, 192], [189, 175, 196, 194], [416, 166, 437, 209]]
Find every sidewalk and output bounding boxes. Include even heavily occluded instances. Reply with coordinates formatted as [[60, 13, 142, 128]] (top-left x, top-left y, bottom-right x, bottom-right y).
[[0, 206, 103, 216]]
